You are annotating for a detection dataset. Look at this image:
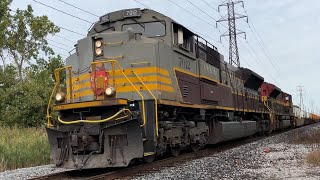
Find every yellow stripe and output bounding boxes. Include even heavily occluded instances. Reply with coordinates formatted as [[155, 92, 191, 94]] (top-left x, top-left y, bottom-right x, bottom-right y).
[[66, 67, 170, 85], [54, 99, 127, 110], [116, 84, 174, 93], [108, 67, 169, 77], [113, 76, 172, 85], [68, 83, 174, 99], [174, 67, 231, 88], [159, 100, 267, 113], [67, 89, 94, 99], [69, 76, 172, 92], [173, 67, 198, 77], [159, 99, 235, 111], [200, 75, 219, 83]]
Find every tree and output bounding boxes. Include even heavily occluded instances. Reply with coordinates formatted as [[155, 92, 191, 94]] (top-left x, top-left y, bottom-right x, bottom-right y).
[[0, 55, 65, 127], [0, 0, 12, 68], [6, 5, 60, 80]]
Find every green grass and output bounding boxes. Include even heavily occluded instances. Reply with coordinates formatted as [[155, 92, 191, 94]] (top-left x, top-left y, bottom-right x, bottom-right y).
[[0, 126, 50, 172]]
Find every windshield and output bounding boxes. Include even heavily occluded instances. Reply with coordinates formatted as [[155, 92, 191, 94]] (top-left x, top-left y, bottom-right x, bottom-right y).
[[122, 21, 166, 37]]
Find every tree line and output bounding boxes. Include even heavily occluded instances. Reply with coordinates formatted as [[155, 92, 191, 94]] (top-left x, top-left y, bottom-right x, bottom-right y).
[[0, 0, 64, 127]]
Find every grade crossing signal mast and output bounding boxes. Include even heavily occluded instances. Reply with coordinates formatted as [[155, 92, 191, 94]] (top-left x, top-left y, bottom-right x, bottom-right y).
[[217, 0, 248, 67]]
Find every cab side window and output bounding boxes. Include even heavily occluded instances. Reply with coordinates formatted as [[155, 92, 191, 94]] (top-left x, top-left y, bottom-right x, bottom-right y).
[[173, 24, 194, 53]]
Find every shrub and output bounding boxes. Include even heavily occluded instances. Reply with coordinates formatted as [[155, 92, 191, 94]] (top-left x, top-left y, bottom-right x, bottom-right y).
[[306, 151, 320, 166]]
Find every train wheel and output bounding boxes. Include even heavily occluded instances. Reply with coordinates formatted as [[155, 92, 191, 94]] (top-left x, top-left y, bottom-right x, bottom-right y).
[[143, 155, 156, 163], [170, 147, 180, 157], [190, 143, 200, 152]]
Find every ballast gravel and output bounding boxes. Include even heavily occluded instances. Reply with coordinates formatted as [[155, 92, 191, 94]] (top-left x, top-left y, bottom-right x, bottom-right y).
[[0, 164, 67, 180], [134, 124, 320, 180], [1, 124, 320, 180]]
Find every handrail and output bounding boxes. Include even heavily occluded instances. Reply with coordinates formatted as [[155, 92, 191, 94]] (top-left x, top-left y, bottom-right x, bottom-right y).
[[132, 71, 159, 137], [46, 66, 72, 127], [57, 108, 132, 124], [91, 60, 147, 127], [262, 97, 275, 131]]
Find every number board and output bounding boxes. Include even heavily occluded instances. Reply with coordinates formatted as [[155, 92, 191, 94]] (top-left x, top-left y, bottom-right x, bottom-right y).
[[123, 8, 141, 18], [99, 14, 110, 24]]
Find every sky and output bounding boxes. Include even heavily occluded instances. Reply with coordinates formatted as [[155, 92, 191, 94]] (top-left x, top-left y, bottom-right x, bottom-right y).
[[10, 0, 320, 113]]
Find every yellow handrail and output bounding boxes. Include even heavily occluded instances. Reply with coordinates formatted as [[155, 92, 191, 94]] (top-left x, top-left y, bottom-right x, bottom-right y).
[[91, 60, 147, 127], [132, 71, 158, 137], [57, 108, 132, 124], [46, 66, 72, 127]]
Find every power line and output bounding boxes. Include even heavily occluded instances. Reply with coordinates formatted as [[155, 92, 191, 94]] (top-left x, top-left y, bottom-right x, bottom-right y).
[[56, 0, 99, 17], [240, 6, 287, 81], [241, 39, 280, 85], [132, 0, 149, 8], [48, 43, 71, 52], [47, 39, 73, 48], [199, 0, 219, 12], [167, 0, 216, 28], [54, 34, 76, 44], [133, 0, 221, 43], [32, 0, 93, 24], [186, 0, 218, 22], [57, 25, 86, 36]]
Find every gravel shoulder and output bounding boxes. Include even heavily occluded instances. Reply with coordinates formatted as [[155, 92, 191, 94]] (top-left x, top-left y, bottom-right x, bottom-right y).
[[0, 164, 67, 180], [134, 123, 320, 180], [1, 124, 320, 180]]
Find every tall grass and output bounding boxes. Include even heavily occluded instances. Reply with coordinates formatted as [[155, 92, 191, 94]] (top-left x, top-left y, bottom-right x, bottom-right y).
[[0, 126, 50, 172], [290, 129, 320, 166]]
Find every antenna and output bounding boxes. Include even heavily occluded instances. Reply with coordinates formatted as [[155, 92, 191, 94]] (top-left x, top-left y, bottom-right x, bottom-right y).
[[217, 0, 248, 67]]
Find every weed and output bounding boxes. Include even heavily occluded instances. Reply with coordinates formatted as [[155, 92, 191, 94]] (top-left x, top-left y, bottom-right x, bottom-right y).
[[0, 126, 50, 172], [306, 151, 320, 166]]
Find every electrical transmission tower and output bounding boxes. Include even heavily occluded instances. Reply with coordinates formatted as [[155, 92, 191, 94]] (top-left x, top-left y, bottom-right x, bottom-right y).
[[217, 0, 248, 67], [297, 85, 305, 111]]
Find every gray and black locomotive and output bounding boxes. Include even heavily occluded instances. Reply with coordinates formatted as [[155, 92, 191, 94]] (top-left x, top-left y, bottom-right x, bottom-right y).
[[47, 8, 297, 169]]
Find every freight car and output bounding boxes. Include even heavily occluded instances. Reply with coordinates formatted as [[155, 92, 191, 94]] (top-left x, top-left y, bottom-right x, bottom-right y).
[[46, 8, 299, 169]]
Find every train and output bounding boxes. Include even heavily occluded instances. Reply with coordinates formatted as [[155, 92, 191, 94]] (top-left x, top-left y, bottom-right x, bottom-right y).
[[293, 105, 320, 126], [45, 8, 318, 169]]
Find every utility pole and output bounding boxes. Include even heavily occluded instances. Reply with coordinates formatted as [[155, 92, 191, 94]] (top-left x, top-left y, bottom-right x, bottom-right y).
[[296, 85, 305, 114], [217, 0, 248, 67], [310, 99, 314, 114]]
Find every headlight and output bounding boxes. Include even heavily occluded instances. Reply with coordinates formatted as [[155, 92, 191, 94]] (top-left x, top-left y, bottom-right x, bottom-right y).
[[55, 92, 66, 102], [105, 87, 116, 97], [95, 40, 102, 48], [95, 48, 102, 56]]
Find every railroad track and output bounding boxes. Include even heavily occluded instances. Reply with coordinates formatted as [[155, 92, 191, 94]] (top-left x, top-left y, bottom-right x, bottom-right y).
[[30, 127, 301, 180]]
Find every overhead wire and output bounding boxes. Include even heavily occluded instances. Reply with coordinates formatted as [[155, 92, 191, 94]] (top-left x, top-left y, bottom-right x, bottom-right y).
[[56, 25, 86, 36], [32, 0, 93, 24], [54, 34, 76, 44], [241, 7, 288, 80], [205, 0, 283, 85], [56, 0, 99, 17], [47, 39, 73, 48], [48, 43, 71, 52]]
